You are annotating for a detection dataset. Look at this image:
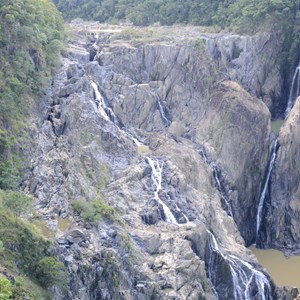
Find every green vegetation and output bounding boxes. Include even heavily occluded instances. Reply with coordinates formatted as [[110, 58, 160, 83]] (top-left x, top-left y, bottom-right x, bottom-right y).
[[0, 2, 65, 292], [53, 0, 220, 26], [53, 0, 300, 31], [3, 190, 33, 219], [0, 275, 13, 300], [53, 0, 300, 73], [72, 198, 115, 226], [0, 130, 21, 190], [0, 240, 3, 255], [36, 257, 67, 289], [0, 190, 67, 299], [0, 0, 64, 189]]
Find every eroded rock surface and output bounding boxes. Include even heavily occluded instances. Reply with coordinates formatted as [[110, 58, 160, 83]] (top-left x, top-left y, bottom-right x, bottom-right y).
[[23, 24, 295, 299]]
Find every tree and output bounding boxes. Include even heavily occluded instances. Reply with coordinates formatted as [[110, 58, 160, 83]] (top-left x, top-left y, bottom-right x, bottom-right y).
[[35, 257, 67, 289], [2, 191, 33, 219], [0, 275, 13, 300]]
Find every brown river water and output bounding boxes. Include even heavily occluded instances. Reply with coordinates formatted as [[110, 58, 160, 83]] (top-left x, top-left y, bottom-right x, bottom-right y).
[[250, 246, 300, 289]]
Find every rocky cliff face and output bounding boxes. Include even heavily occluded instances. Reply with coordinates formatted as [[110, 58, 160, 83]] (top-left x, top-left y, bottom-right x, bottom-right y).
[[260, 97, 300, 254], [207, 30, 284, 114], [23, 24, 295, 299], [93, 27, 272, 245]]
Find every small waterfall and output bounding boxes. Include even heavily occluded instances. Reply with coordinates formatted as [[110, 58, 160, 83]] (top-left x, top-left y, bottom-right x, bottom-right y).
[[156, 97, 171, 125], [147, 157, 178, 224], [199, 149, 233, 217], [173, 202, 189, 223], [91, 80, 142, 146], [212, 165, 234, 217], [285, 64, 300, 116], [91, 80, 110, 121], [89, 34, 99, 61], [256, 139, 279, 238], [91, 80, 119, 125], [227, 255, 271, 300], [207, 231, 272, 300]]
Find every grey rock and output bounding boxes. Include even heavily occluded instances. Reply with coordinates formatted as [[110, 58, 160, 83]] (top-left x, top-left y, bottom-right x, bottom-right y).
[[261, 97, 300, 252], [65, 229, 89, 244], [22, 24, 296, 300]]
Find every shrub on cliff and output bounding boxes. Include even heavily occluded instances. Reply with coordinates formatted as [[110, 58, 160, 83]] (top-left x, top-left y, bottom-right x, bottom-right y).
[[2, 190, 33, 219], [35, 257, 67, 289], [0, 209, 66, 298], [0, 275, 13, 300], [73, 199, 115, 226]]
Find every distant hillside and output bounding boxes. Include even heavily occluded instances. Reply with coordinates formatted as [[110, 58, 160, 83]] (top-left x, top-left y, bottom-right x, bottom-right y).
[[53, 0, 300, 65], [53, 0, 300, 31]]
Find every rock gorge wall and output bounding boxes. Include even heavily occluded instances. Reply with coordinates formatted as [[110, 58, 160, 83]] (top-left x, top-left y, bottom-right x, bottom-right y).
[[92, 27, 274, 245], [23, 25, 296, 299], [260, 97, 300, 254], [207, 29, 284, 114]]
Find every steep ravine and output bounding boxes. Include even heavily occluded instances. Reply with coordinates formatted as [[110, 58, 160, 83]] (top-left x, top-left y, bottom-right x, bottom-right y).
[[259, 97, 300, 254], [24, 24, 298, 299]]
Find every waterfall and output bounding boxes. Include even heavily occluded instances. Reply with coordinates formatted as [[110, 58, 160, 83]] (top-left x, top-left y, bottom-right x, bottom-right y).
[[91, 79, 142, 146], [256, 139, 279, 238], [156, 97, 171, 125], [173, 202, 189, 223], [147, 157, 178, 224], [92, 80, 182, 223], [199, 148, 233, 217], [285, 64, 300, 116], [91, 80, 119, 124], [227, 255, 271, 300], [91, 80, 110, 121], [212, 165, 234, 217], [207, 231, 272, 300]]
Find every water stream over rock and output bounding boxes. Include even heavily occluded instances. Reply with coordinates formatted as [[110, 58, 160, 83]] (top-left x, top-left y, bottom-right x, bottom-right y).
[[286, 63, 300, 116], [199, 148, 234, 218], [207, 231, 272, 300], [256, 139, 279, 239], [91, 76, 184, 225], [156, 96, 171, 126], [146, 157, 178, 224]]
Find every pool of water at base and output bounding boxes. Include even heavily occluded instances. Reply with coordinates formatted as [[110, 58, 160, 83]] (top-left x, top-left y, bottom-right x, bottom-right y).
[[250, 246, 300, 290]]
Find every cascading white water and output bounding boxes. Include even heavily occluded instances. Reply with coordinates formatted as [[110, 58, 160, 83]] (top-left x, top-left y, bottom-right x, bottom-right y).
[[147, 157, 178, 224], [173, 202, 189, 223], [256, 139, 278, 237], [212, 165, 234, 217], [207, 231, 271, 300], [285, 64, 300, 116], [199, 148, 233, 217], [156, 97, 171, 125], [90, 80, 141, 146], [91, 80, 119, 124], [228, 255, 271, 300], [92, 80, 185, 222], [91, 80, 110, 121]]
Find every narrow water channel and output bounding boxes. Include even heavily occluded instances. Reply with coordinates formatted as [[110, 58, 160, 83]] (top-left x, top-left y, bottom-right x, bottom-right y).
[[250, 246, 300, 290]]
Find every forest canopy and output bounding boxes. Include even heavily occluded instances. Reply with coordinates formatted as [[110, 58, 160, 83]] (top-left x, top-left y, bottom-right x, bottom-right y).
[[53, 0, 300, 31]]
